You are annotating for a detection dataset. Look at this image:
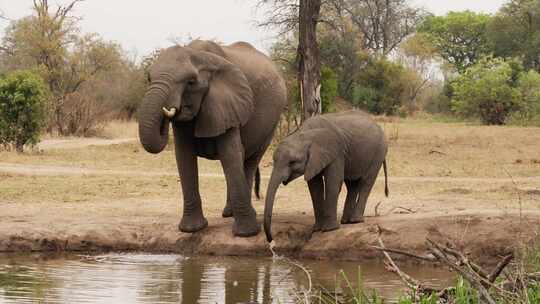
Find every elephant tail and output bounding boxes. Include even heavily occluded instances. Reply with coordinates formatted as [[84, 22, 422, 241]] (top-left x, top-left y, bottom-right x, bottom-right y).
[[383, 159, 389, 197], [254, 167, 261, 200]]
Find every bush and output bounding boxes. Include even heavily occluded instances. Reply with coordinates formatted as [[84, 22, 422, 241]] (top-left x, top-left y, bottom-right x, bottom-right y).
[[0, 70, 47, 152], [320, 66, 338, 113], [451, 57, 521, 125], [510, 70, 540, 125], [351, 86, 378, 111], [352, 58, 406, 115]]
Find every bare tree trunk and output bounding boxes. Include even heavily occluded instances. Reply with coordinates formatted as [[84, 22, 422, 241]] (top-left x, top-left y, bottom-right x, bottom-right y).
[[297, 0, 321, 123]]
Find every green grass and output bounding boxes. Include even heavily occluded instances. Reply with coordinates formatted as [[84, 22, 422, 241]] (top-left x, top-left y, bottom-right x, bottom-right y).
[[301, 262, 540, 304]]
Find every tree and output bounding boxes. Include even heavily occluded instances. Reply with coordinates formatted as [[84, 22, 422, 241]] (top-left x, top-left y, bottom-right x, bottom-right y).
[[0, 0, 122, 135], [0, 70, 47, 152], [335, 0, 427, 57], [258, 0, 323, 121], [320, 66, 338, 113], [488, 0, 540, 72], [396, 34, 437, 112], [297, 0, 322, 120], [451, 57, 522, 125], [318, 14, 369, 100], [352, 58, 407, 115], [419, 11, 492, 73], [514, 70, 540, 124]]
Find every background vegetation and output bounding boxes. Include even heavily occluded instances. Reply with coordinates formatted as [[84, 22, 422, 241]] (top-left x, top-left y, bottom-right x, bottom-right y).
[[0, 0, 539, 151], [263, 0, 540, 130], [0, 70, 47, 152]]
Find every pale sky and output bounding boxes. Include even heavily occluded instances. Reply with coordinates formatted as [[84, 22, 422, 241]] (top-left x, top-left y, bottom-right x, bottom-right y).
[[0, 0, 507, 57]]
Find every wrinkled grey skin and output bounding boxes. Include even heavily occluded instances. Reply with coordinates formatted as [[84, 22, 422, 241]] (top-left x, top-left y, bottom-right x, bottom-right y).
[[264, 110, 389, 242], [138, 40, 286, 237]]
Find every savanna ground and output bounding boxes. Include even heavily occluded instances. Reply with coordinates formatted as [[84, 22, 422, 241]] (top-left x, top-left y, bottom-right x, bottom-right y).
[[0, 117, 539, 263]]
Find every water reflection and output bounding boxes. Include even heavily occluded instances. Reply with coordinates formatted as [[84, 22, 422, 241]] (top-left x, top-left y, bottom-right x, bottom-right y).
[[0, 253, 452, 303]]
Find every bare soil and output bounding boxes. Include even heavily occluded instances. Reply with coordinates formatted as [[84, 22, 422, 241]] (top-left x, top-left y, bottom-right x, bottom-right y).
[[1, 119, 539, 264]]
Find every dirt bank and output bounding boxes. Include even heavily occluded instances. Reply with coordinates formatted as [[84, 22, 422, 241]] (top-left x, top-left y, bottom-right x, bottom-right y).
[[1, 206, 538, 264]]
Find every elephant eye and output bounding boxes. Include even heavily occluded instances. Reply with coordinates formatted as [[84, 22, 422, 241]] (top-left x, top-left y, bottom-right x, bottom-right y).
[[187, 78, 197, 86]]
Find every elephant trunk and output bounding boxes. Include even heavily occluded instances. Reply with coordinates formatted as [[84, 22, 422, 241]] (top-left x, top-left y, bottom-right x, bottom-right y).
[[264, 170, 284, 243], [138, 86, 171, 154]]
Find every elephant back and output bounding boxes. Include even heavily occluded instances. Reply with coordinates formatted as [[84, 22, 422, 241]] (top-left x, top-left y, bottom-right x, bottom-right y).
[[309, 111, 387, 179]]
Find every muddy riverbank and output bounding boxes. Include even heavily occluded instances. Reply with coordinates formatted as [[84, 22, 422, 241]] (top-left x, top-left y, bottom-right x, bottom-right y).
[[1, 209, 538, 264]]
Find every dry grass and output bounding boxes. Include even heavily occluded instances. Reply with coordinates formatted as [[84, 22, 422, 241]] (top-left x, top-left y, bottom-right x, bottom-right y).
[[381, 118, 540, 178], [98, 119, 139, 139], [0, 117, 539, 219]]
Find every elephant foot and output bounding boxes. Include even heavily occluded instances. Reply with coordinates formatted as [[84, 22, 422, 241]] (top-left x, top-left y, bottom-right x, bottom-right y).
[[232, 214, 260, 237], [321, 220, 339, 232], [179, 215, 208, 233], [341, 209, 365, 224], [222, 205, 233, 218], [312, 222, 322, 232], [341, 215, 365, 225]]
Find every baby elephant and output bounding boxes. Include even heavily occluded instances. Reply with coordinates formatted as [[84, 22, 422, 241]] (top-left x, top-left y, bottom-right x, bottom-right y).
[[264, 110, 388, 242]]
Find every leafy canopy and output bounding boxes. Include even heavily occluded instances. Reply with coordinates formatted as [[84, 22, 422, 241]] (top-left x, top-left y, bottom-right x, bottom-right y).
[[488, 0, 540, 72], [419, 11, 492, 73], [451, 57, 521, 125], [0, 70, 48, 152]]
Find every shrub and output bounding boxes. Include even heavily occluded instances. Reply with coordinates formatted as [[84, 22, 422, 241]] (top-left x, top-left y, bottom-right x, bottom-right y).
[[451, 57, 521, 125], [320, 66, 338, 113], [351, 85, 378, 111], [353, 58, 406, 115], [0, 70, 47, 152], [510, 70, 540, 125]]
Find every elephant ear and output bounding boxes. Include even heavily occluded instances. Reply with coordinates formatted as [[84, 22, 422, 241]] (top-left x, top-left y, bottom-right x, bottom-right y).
[[304, 126, 347, 181], [193, 51, 254, 138]]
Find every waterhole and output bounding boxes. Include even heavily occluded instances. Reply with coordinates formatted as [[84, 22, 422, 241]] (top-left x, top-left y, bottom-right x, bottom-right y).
[[0, 253, 452, 303]]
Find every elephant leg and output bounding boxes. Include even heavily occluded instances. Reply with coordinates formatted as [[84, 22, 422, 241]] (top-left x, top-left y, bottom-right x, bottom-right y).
[[173, 124, 208, 233], [341, 179, 362, 224], [222, 154, 260, 218], [217, 128, 260, 237], [307, 173, 324, 232], [320, 159, 344, 232], [350, 162, 383, 222], [222, 191, 234, 218], [223, 130, 272, 216]]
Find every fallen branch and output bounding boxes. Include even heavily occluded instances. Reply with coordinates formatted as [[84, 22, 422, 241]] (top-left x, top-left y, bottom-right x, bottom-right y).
[[429, 149, 447, 155], [375, 228, 518, 303], [376, 226, 441, 299], [426, 239, 497, 304], [488, 253, 514, 284], [371, 246, 436, 262], [386, 206, 417, 215]]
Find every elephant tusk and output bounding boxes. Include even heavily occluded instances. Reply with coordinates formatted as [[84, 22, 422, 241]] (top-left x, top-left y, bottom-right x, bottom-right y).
[[162, 107, 177, 118]]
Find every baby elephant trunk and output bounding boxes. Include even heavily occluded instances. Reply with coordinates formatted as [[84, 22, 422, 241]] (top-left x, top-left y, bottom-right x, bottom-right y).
[[264, 171, 283, 243]]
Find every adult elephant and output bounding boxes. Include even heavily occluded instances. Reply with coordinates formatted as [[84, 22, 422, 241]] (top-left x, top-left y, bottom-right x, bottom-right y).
[[138, 40, 286, 237]]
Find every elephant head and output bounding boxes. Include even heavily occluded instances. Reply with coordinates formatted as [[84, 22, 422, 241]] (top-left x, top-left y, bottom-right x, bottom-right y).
[[138, 40, 254, 153], [264, 126, 347, 242]]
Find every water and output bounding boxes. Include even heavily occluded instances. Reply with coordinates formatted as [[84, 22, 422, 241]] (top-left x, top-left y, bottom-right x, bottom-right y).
[[0, 253, 452, 304]]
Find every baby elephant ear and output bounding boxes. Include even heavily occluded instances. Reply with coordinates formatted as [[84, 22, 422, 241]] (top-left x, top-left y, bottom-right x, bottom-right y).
[[304, 128, 346, 181], [194, 52, 254, 138]]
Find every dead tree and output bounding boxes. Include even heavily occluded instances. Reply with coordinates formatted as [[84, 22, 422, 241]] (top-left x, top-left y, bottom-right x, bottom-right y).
[[297, 0, 322, 122]]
